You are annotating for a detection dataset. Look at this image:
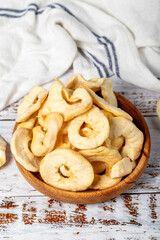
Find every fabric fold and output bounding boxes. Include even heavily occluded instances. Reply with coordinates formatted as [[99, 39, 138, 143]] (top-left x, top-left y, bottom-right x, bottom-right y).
[[0, 0, 159, 110]]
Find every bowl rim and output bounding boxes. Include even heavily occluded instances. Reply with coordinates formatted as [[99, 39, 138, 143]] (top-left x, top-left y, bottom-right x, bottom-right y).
[[13, 92, 151, 203]]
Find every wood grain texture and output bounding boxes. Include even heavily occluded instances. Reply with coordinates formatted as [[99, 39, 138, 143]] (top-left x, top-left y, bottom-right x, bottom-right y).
[[115, 86, 159, 116], [0, 194, 159, 239]]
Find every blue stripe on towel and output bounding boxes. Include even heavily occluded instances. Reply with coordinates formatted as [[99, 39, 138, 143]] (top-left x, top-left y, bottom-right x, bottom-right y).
[[92, 62, 103, 78], [103, 36, 120, 78], [80, 49, 103, 78], [0, 9, 37, 18], [93, 32, 120, 78], [54, 3, 79, 21], [93, 33, 112, 71], [86, 51, 109, 77], [98, 38, 113, 71], [36, 5, 55, 15], [0, 3, 55, 17], [0, 3, 38, 13]]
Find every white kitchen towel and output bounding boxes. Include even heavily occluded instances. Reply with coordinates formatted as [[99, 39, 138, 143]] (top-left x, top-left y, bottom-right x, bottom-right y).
[[0, 0, 160, 110]]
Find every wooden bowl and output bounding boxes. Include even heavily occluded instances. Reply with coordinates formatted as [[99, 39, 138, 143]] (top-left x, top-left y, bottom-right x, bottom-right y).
[[13, 93, 150, 204]]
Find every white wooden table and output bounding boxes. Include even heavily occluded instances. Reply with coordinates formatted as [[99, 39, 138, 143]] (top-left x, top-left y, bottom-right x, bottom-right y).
[[0, 77, 160, 239]]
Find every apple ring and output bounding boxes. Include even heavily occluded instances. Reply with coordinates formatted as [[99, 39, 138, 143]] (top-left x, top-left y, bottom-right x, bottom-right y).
[[68, 106, 109, 149], [40, 149, 94, 191]]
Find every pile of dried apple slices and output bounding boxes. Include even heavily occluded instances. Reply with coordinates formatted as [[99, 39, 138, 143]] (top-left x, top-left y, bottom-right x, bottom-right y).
[[11, 74, 144, 191]]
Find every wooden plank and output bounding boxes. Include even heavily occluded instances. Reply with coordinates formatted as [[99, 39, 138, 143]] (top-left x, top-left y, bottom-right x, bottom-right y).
[[0, 117, 159, 197], [0, 80, 159, 121], [0, 194, 159, 239], [117, 88, 159, 116], [0, 99, 21, 121], [113, 76, 159, 116]]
